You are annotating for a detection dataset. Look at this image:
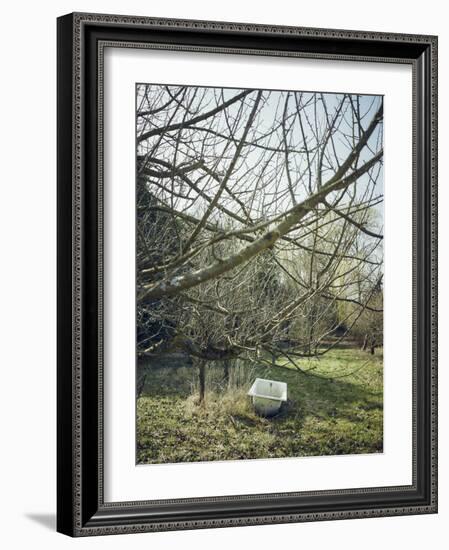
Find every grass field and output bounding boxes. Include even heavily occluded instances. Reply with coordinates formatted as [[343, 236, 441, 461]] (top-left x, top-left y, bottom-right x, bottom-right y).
[[136, 347, 383, 464]]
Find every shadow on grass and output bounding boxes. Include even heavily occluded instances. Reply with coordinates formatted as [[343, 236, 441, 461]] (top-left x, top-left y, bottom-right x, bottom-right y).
[[268, 365, 382, 426]]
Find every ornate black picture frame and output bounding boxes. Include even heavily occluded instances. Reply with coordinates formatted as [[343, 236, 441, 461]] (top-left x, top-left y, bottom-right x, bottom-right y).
[[57, 12, 438, 537]]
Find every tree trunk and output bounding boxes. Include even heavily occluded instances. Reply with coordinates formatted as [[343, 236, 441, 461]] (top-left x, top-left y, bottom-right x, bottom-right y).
[[308, 319, 314, 355], [361, 334, 368, 351], [223, 360, 230, 387], [198, 360, 206, 404], [370, 338, 376, 355], [136, 373, 147, 399]]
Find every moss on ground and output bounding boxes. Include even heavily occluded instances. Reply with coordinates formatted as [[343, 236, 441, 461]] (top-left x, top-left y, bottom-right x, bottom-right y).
[[136, 348, 383, 464]]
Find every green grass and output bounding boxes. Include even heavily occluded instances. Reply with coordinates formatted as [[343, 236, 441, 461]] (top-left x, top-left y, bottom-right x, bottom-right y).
[[136, 347, 383, 464]]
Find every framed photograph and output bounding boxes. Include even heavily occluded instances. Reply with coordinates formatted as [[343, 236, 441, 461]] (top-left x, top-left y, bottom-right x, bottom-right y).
[[57, 12, 438, 536]]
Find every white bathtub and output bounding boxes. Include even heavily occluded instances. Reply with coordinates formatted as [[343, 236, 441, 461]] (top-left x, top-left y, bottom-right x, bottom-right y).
[[247, 378, 288, 417]]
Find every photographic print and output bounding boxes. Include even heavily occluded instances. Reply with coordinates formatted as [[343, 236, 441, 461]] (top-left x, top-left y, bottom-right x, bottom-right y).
[[135, 84, 384, 465], [57, 14, 437, 534]]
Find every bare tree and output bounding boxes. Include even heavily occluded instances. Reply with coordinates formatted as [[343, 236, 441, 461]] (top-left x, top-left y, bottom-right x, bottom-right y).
[[136, 85, 384, 400]]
